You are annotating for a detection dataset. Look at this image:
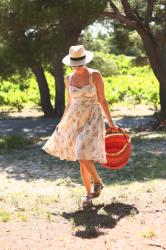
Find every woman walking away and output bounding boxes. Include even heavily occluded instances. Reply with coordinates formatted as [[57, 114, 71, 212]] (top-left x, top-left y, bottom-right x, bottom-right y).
[[42, 45, 118, 209]]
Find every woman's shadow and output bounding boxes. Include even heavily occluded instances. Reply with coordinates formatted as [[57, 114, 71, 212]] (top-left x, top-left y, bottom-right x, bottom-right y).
[[62, 202, 139, 239]]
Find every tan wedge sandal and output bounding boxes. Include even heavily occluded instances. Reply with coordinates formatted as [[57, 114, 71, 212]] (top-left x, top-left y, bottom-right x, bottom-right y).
[[82, 194, 93, 209]]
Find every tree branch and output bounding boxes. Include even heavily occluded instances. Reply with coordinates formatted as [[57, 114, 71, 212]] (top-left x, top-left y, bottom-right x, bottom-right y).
[[102, 11, 137, 28], [103, 0, 150, 30], [121, 0, 144, 25], [109, 0, 119, 12], [121, 0, 135, 18], [108, 0, 142, 24], [145, 0, 155, 24]]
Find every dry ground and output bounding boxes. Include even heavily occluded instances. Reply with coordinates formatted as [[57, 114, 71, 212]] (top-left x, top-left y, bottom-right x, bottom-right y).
[[0, 107, 166, 250]]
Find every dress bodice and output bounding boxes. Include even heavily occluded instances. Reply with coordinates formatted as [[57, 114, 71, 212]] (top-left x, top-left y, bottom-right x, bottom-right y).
[[68, 70, 98, 102]]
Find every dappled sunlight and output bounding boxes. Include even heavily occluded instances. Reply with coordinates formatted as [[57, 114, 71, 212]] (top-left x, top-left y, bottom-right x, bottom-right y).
[[0, 117, 59, 137]]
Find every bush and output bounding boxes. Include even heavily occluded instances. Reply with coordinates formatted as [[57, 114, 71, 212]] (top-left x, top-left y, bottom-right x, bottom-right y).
[[0, 90, 28, 111], [9, 92, 28, 111], [0, 54, 159, 111], [89, 53, 118, 77], [104, 66, 159, 109]]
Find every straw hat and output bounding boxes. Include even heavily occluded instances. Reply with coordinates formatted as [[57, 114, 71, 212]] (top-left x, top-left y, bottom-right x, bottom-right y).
[[62, 45, 93, 66]]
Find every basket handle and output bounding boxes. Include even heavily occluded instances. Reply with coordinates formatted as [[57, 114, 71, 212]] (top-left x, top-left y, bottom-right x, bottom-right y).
[[106, 127, 129, 141], [106, 127, 130, 142], [105, 127, 131, 157]]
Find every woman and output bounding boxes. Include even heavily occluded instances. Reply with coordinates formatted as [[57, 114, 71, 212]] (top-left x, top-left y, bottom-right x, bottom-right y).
[[42, 45, 118, 209]]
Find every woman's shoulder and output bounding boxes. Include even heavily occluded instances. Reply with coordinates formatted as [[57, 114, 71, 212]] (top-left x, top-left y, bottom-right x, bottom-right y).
[[88, 68, 102, 83], [88, 67, 100, 75]]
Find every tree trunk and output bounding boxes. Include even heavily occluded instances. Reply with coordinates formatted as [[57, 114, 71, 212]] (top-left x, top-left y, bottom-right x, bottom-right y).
[[158, 82, 166, 120], [31, 64, 54, 117], [53, 56, 65, 117], [158, 46, 166, 120], [136, 27, 166, 119]]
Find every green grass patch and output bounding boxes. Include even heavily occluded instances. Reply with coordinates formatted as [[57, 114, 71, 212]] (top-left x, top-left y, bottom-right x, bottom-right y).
[[0, 135, 34, 151], [0, 210, 11, 222], [17, 212, 27, 222], [140, 229, 156, 238], [46, 211, 52, 222]]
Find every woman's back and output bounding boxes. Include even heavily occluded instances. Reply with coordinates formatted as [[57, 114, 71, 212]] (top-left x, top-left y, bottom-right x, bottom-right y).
[[68, 68, 99, 102]]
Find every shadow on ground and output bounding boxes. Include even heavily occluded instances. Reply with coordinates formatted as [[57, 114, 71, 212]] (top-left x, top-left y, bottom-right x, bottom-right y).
[[0, 117, 60, 137], [0, 115, 165, 184], [61, 202, 139, 239], [0, 115, 155, 137]]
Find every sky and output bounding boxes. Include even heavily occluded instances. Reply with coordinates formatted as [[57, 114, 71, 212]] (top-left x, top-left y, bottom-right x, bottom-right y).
[[82, 21, 113, 38]]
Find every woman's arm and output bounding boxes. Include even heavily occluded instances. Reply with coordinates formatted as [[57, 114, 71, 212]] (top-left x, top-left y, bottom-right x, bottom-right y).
[[92, 70, 117, 130]]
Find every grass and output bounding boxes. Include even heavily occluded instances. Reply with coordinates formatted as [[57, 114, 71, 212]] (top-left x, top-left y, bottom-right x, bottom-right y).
[[46, 211, 52, 222], [17, 212, 27, 222], [0, 210, 11, 222], [0, 190, 61, 223], [0, 135, 34, 151], [140, 229, 156, 238]]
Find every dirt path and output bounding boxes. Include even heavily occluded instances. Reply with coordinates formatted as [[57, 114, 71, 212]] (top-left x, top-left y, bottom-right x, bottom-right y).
[[0, 108, 165, 250], [0, 110, 153, 137]]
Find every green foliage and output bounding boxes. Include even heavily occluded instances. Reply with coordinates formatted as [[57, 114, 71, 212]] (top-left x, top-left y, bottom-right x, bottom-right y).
[[0, 80, 28, 111], [104, 65, 159, 108], [109, 54, 133, 74], [89, 53, 118, 76], [107, 21, 145, 56], [81, 21, 145, 56], [0, 54, 159, 111], [9, 92, 27, 111], [0, 0, 108, 73], [0, 71, 55, 110], [79, 29, 109, 53]]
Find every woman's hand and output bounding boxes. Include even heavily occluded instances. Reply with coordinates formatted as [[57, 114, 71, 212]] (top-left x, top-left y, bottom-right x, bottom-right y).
[[109, 123, 119, 132]]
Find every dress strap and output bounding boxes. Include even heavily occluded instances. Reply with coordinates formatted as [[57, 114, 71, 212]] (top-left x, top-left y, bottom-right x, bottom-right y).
[[68, 73, 74, 87]]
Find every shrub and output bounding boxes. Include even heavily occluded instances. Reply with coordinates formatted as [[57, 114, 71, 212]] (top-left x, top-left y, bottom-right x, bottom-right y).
[[89, 53, 118, 76], [104, 66, 159, 109], [0, 54, 159, 110]]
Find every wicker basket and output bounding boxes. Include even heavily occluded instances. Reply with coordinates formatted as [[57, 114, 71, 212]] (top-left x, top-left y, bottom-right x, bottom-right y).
[[102, 127, 132, 170]]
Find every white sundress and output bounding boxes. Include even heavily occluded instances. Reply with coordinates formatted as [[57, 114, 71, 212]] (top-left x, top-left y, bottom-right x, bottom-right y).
[[42, 69, 107, 164]]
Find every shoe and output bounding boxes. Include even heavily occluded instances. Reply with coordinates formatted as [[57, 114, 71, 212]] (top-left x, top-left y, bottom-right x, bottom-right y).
[[92, 182, 104, 198], [82, 194, 93, 209]]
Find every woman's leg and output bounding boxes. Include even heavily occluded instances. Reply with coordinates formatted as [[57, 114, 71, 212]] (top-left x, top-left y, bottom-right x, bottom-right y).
[[79, 162, 92, 195], [79, 160, 101, 184]]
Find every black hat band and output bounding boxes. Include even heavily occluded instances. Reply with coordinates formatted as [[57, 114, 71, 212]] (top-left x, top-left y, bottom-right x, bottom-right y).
[[70, 55, 86, 61]]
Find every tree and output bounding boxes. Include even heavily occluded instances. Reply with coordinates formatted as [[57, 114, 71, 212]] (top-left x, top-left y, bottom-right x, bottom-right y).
[[104, 0, 166, 120], [49, 1, 108, 116], [0, 0, 56, 117], [0, 0, 107, 117], [108, 21, 145, 56]]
